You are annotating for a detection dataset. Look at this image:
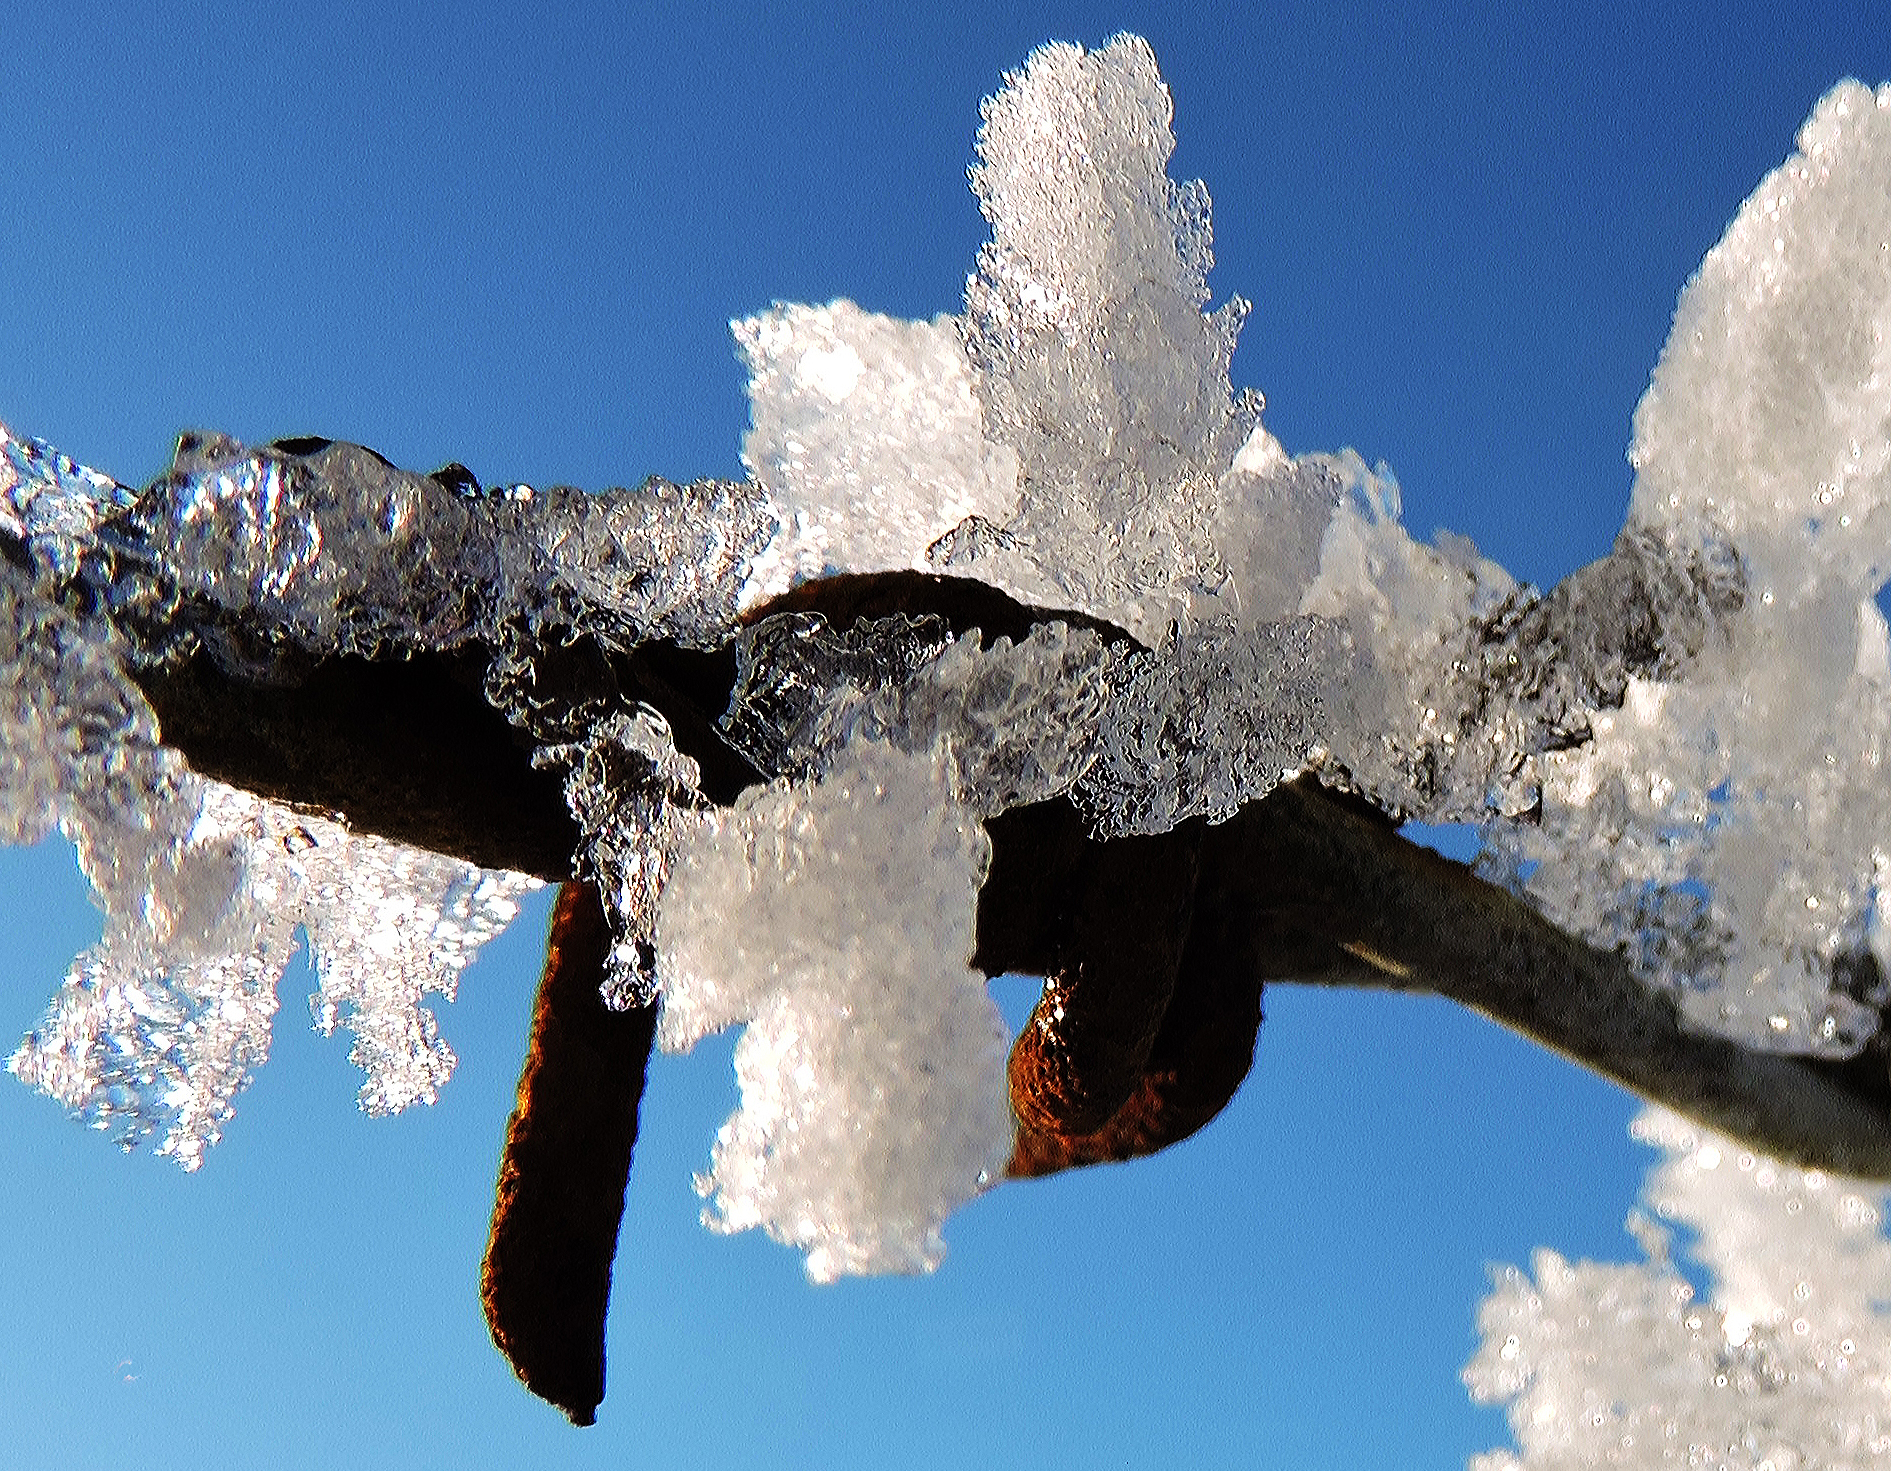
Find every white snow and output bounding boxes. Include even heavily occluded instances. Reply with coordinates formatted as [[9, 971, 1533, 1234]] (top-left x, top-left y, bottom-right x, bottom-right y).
[[655, 740, 1011, 1281], [736, 301, 1020, 600], [1468, 1109, 1891, 1469], [1493, 82, 1891, 1053]]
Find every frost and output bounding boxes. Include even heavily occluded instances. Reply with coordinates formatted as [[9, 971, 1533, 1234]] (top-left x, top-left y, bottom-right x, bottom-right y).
[[1484, 82, 1891, 1053], [4, 33, 1891, 1303], [1075, 616, 1364, 837], [724, 612, 1119, 817], [735, 301, 1019, 598], [655, 741, 1011, 1281], [298, 818, 534, 1116], [1469, 1108, 1891, 1469], [958, 36, 1260, 640], [534, 705, 708, 1009], [9, 777, 535, 1166], [729, 36, 1267, 644], [130, 432, 775, 657], [1, 425, 538, 1164]]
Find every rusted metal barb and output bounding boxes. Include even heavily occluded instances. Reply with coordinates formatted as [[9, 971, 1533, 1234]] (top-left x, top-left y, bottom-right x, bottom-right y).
[[482, 880, 657, 1426]]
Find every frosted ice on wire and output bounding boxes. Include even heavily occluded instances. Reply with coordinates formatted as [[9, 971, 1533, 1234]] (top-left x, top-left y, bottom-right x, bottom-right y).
[[656, 741, 1012, 1281], [534, 704, 708, 1009], [0, 426, 540, 1166], [734, 36, 1265, 644], [1467, 1109, 1891, 1470], [697, 46, 1891, 1282], [134, 432, 775, 657], [1486, 82, 1891, 1054], [6, 31, 1891, 1311]]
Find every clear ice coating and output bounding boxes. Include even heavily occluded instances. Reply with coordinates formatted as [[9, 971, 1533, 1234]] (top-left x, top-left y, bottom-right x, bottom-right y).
[[130, 432, 776, 658], [3, 31, 1891, 1313], [1467, 1110, 1891, 1469], [0, 425, 540, 1165]]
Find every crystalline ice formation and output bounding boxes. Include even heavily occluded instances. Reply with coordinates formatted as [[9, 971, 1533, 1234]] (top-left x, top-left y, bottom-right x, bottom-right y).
[[130, 432, 775, 657], [722, 34, 1592, 852], [2, 427, 538, 1164], [0, 425, 169, 849], [534, 705, 708, 1009], [655, 740, 1011, 1281], [1483, 82, 1891, 1053], [699, 49, 1891, 1281], [1, 427, 138, 583], [724, 611, 1121, 819], [735, 301, 1020, 599], [958, 37, 1260, 639], [736, 35, 1268, 645], [9, 776, 535, 1166], [6, 27, 1891, 1297], [1468, 1108, 1891, 1470]]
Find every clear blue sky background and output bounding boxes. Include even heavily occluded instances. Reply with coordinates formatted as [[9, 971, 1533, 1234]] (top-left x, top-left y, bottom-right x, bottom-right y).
[[1, 3, 1886, 1467]]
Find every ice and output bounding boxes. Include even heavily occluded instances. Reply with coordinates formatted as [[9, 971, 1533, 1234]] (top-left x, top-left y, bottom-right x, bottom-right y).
[[1075, 615, 1363, 837], [724, 611, 1119, 817], [1483, 82, 1891, 1053], [721, 611, 958, 783], [957, 36, 1260, 640], [1207, 441, 1343, 626], [1, 428, 540, 1162], [131, 433, 775, 657], [0, 424, 171, 849], [1630, 84, 1891, 595], [298, 819, 534, 1116], [532, 704, 708, 1009], [10, 777, 536, 1165], [4, 32, 1891, 1303], [655, 740, 1012, 1281], [732, 36, 1271, 644], [698, 49, 1891, 1281], [1, 425, 137, 583], [1468, 1108, 1891, 1469], [735, 301, 1019, 599]]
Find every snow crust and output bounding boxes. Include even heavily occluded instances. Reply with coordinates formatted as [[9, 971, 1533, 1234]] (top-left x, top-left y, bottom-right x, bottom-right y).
[[1469, 1109, 1891, 1470]]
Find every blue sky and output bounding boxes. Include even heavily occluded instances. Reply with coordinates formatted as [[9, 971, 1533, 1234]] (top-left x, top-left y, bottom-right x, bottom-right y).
[[1, 3, 1886, 1466]]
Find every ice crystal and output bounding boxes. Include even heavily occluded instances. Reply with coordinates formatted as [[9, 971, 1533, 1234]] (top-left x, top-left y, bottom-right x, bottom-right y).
[[1, 427, 538, 1163], [1468, 1109, 1891, 1469], [735, 301, 1019, 597], [655, 740, 1011, 1280], [724, 612, 1119, 817], [958, 36, 1259, 639], [1485, 82, 1891, 1053], [9, 777, 535, 1166], [3, 34, 1891, 1320]]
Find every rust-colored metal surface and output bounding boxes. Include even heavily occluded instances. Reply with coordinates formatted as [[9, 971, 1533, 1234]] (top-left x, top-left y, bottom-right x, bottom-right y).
[[482, 881, 657, 1426]]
